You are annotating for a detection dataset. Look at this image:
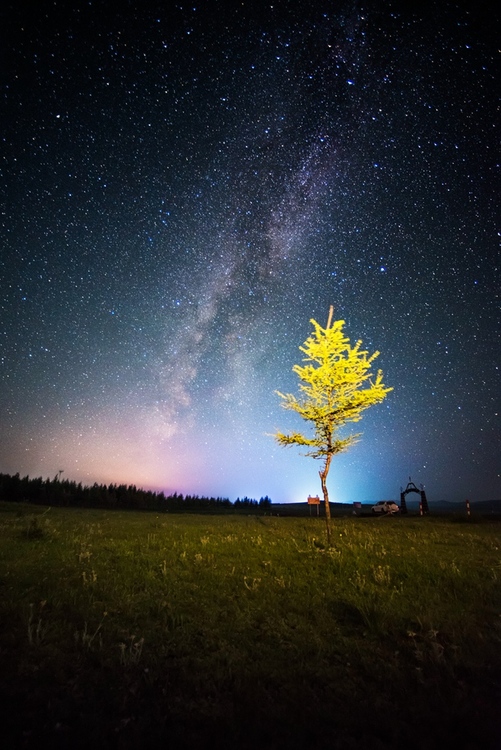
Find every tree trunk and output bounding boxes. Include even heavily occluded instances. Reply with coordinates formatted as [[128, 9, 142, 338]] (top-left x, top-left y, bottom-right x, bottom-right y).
[[319, 454, 333, 546]]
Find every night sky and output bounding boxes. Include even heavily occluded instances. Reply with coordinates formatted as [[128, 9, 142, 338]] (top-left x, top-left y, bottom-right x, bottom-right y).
[[1, 1, 499, 504]]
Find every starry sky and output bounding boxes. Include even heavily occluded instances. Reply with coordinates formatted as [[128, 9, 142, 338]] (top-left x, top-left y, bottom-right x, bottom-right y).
[[1, 0, 499, 504]]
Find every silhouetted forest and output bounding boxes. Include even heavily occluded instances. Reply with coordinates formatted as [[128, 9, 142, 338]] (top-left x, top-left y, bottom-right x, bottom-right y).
[[0, 472, 272, 513]]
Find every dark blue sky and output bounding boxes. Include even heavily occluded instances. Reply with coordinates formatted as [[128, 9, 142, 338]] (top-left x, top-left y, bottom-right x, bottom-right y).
[[1, 0, 499, 503]]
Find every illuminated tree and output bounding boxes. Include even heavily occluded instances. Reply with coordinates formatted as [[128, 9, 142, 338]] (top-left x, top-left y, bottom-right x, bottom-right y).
[[275, 307, 392, 545]]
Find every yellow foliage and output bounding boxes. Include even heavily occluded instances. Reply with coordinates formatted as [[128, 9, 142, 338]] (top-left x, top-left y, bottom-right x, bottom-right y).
[[275, 316, 392, 461]]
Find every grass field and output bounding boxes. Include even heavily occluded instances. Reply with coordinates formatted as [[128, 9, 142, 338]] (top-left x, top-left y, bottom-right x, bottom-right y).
[[1, 502, 500, 749]]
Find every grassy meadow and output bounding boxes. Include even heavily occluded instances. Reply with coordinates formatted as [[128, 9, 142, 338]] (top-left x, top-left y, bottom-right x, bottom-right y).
[[1, 502, 500, 749]]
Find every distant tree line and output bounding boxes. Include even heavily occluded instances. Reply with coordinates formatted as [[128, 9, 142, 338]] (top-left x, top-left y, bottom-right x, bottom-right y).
[[0, 473, 272, 513]]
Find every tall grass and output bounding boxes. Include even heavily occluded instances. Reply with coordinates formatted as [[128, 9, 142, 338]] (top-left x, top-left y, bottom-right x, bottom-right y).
[[0, 502, 500, 748]]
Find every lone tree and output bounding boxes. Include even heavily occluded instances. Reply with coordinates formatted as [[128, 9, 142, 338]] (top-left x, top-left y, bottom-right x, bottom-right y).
[[275, 307, 392, 545]]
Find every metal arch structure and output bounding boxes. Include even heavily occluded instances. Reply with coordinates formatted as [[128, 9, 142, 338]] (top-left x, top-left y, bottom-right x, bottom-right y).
[[400, 479, 429, 515]]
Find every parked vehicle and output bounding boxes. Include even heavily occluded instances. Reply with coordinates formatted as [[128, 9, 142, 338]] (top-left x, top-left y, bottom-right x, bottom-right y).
[[372, 500, 400, 515]]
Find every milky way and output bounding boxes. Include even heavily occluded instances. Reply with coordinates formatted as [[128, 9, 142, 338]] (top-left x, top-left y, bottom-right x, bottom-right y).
[[1, 1, 499, 503]]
